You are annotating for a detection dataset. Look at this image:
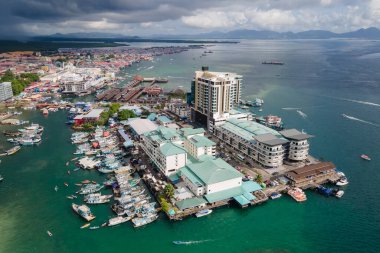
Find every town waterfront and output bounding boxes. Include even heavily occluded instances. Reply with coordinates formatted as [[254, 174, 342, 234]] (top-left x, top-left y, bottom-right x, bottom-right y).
[[1, 40, 380, 252]]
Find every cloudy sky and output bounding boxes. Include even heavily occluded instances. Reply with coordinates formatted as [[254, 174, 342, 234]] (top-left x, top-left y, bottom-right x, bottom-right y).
[[1, 0, 380, 37]]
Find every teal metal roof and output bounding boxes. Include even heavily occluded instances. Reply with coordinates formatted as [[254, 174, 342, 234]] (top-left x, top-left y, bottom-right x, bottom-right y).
[[185, 158, 243, 185], [221, 118, 286, 143], [204, 186, 243, 203], [147, 113, 157, 121], [189, 135, 215, 148], [233, 195, 250, 206], [180, 128, 205, 137], [180, 167, 204, 187], [243, 192, 256, 201], [157, 115, 172, 123], [176, 197, 207, 210], [160, 143, 187, 156], [242, 181, 263, 193]]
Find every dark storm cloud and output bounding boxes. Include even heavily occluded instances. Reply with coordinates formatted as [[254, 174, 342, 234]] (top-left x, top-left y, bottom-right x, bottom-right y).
[[0, 0, 377, 37]]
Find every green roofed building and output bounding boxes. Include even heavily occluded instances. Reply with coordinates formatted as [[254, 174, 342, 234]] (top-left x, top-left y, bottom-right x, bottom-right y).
[[179, 157, 243, 197], [214, 118, 311, 168]]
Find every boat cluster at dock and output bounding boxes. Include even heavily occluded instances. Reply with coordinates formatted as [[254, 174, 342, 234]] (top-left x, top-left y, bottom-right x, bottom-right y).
[[5, 123, 44, 146], [68, 126, 159, 229]]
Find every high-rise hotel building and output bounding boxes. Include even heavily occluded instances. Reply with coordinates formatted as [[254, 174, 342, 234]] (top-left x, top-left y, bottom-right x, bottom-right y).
[[191, 67, 246, 132]]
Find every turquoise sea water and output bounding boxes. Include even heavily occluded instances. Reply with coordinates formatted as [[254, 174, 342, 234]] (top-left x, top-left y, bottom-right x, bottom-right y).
[[1, 40, 380, 253]]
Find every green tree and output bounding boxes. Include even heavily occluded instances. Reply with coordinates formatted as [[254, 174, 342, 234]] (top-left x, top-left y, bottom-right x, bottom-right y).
[[118, 109, 136, 121], [255, 173, 263, 184], [108, 103, 121, 115], [164, 184, 175, 199], [159, 197, 170, 213]]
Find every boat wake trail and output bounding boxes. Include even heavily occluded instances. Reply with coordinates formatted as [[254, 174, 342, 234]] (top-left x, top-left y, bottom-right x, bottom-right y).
[[173, 240, 211, 245], [145, 66, 154, 70], [297, 110, 308, 119], [342, 114, 380, 127], [282, 107, 301, 110], [343, 98, 380, 107]]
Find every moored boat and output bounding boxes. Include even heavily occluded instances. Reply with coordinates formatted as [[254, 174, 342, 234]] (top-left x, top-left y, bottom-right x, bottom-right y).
[[336, 177, 349, 186], [108, 216, 131, 226], [80, 223, 91, 229], [195, 209, 212, 218], [287, 188, 307, 202], [72, 203, 96, 221], [270, 193, 282, 199]]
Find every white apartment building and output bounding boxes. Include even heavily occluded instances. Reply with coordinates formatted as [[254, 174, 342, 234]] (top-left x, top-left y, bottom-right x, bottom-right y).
[[0, 82, 13, 101], [192, 67, 244, 132]]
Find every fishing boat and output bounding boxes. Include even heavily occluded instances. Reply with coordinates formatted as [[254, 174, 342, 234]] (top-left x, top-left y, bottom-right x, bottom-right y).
[[47, 231, 53, 237], [270, 193, 282, 199], [316, 185, 334, 197], [361, 154, 371, 161], [72, 203, 96, 221], [287, 188, 307, 202], [336, 177, 349, 186], [80, 223, 91, 229], [195, 209, 212, 218], [84, 193, 112, 204], [132, 214, 158, 228], [6, 145, 21, 155], [77, 184, 104, 195], [107, 216, 132, 226]]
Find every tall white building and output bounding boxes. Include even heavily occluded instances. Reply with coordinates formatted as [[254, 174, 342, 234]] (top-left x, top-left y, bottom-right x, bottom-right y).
[[192, 67, 244, 132], [0, 82, 13, 101]]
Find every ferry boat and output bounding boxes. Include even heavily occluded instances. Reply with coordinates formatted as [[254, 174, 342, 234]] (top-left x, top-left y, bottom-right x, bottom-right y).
[[72, 203, 96, 221], [262, 61, 284, 65], [195, 209, 212, 218], [107, 216, 132, 226], [287, 188, 307, 202], [270, 193, 282, 199], [361, 154, 371, 161], [336, 177, 349, 186]]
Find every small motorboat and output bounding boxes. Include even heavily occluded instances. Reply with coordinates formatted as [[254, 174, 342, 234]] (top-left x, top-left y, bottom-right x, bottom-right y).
[[67, 170, 71, 175], [66, 162, 69, 166], [195, 209, 212, 218], [81, 180, 91, 184], [47, 231, 53, 237], [101, 222, 107, 227], [361, 154, 371, 161], [80, 223, 91, 229], [75, 183, 82, 186], [270, 193, 282, 199], [335, 190, 344, 198], [64, 182, 69, 187], [336, 177, 349, 186], [73, 168, 80, 172], [89, 226, 100, 230], [67, 195, 74, 199], [54, 185, 58, 192]]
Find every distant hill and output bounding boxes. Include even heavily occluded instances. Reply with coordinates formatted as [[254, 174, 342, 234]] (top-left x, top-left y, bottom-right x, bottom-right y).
[[151, 27, 380, 40], [45, 32, 138, 39]]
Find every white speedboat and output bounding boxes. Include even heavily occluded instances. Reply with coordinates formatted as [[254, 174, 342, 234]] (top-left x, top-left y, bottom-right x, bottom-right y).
[[270, 193, 282, 199], [335, 190, 344, 198], [336, 177, 349, 186], [195, 209, 212, 218], [47, 231, 53, 237]]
